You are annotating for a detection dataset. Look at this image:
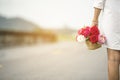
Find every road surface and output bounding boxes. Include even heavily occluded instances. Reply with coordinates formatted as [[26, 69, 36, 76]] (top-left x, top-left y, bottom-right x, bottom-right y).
[[0, 41, 108, 80]]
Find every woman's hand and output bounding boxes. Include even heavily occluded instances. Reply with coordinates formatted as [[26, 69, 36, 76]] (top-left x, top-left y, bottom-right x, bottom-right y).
[[91, 21, 98, 27]]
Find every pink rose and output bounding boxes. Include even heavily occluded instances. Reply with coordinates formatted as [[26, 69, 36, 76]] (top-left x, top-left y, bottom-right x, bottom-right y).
[[82, 27, 90, 38], [78, 26, 91, 38], [98, 35, 106, 44], [78, 28, 84, 35]]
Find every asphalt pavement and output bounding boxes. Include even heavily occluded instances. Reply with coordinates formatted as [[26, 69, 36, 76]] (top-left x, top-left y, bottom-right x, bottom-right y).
[[0, 41, 108, 80]]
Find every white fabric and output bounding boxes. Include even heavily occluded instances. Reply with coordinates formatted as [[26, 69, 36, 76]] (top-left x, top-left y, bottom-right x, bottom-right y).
[[93, 0, 105, 9], [93, 0, 120, 50]]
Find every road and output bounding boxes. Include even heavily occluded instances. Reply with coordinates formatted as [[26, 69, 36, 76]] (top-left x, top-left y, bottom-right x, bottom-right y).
[[0, 41, 108, 80]]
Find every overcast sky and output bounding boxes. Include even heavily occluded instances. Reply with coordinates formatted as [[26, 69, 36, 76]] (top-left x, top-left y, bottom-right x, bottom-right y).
[[0, 0, 94, 29]]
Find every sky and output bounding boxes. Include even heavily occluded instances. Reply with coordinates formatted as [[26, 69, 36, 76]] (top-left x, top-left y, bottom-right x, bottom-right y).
[[0, 0, 94, 29]]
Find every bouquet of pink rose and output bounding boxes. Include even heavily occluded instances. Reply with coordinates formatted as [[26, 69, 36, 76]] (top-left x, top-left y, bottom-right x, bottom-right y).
[[76, 26, 106, 50]]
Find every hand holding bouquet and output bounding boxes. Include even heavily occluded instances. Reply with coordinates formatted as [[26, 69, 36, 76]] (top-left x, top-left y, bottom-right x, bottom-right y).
[[76, 26, 106, 50]]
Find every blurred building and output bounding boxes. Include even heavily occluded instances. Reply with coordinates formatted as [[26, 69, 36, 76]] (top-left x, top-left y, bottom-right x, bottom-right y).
[[0, 16, 57, 47]]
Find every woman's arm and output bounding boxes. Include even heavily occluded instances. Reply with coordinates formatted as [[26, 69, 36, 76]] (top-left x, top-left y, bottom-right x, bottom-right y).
[[92, 0, 105, 26], [92, 8, 102, 26]]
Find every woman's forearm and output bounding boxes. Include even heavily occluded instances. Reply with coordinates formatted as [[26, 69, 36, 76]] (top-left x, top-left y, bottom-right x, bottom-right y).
[[92, 8, 102, 23]]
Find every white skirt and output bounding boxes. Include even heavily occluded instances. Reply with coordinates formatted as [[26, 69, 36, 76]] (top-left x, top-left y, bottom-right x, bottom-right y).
[[94, 0, 120, 50], [101, 7, 120, 50]]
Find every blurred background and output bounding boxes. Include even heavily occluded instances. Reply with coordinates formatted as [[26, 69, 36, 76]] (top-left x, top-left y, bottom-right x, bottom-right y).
[[0, 0, 108, 80], [0, 0, 94, 47]]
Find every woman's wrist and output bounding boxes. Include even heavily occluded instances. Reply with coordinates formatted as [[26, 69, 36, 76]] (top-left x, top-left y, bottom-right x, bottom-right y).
[[92, 19, 98, 23], [92, 19, 98, 22], [91, 20, 98, 26], [92, 20, 98, 24]]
